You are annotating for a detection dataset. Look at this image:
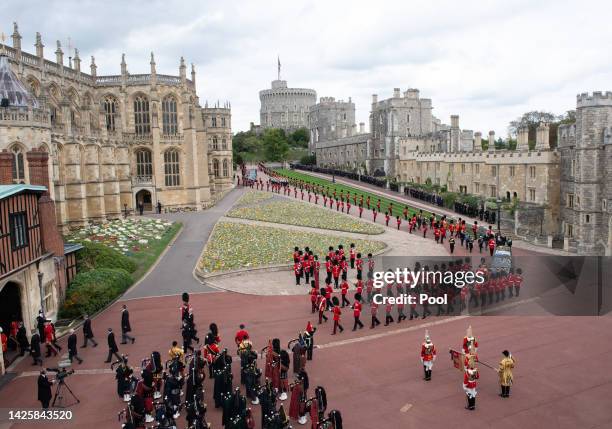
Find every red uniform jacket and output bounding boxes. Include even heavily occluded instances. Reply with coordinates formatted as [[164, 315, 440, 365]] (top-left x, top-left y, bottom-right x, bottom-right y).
[[341, 282, 349, 295], [463, 369, 479, 389], [332, 265, 341, 279], [333, 306, 341, 321], [353, 302, 362, 317], [421, 343, 436, 361]]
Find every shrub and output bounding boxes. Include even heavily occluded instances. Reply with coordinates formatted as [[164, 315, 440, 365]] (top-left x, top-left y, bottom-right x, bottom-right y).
[[75, 241, 137, 273], [59, 268, 133, 319]]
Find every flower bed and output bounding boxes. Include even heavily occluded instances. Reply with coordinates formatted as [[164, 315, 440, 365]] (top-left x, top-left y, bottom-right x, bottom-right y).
[[235, 190, 274, 206], [66, 218, 175, 256], [227, 200, 385, 235], [199, 221, 386, 274]]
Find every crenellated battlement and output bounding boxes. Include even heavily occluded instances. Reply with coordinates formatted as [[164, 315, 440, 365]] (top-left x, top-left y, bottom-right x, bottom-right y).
[[576, 91, 612, 107]]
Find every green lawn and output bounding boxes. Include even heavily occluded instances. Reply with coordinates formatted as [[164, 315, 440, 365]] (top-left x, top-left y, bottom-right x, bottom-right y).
[[199, 221, 386, 274], [227, 199, 385, 234], [275, 168, 433, 219], [127, 222, 182, 281]]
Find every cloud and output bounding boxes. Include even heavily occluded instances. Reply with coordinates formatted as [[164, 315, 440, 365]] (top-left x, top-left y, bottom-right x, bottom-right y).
[[2, 0, 612, 136]]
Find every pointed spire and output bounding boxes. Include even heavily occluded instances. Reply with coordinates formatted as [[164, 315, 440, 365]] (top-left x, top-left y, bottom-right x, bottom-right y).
[[73, 48, 81, 72], [55, 40, 64, 65], [35, 32, 44, 57], [121, 53, 127, 75], [190, 63, 196, 87], [12, 22, 22, 50], [90, 56, 97, 77], [150, 51, 156, 74], [179, 56, 186, 84]]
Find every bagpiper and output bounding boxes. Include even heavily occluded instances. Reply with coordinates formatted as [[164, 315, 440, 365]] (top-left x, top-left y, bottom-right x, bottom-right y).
[[420, 330, 436, 381], [497, 350, 515, 398]]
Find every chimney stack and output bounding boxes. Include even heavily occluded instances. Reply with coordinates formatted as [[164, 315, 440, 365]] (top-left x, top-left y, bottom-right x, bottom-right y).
[[474, 132, 482, 152], [488, 130, 495, 151], [359, 122, 365, 133], [535, 122, 550, 150], [372, 94, 378, 104], [26, 149, 64, 257], [393, 88, 401, 98], [0, 150, 14, 184]]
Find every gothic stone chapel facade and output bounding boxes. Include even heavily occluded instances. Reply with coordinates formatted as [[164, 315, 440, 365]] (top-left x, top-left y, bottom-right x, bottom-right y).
[[0, 24, 233, 231]]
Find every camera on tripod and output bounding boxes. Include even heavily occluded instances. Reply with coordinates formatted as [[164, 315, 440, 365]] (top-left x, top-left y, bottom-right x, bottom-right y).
[[47, 361, 75, 382]]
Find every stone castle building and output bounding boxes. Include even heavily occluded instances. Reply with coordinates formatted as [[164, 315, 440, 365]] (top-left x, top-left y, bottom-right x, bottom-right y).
[[0, 23, 233, 231], [558, 92, 612, 255], [259, 78, 316, 132]]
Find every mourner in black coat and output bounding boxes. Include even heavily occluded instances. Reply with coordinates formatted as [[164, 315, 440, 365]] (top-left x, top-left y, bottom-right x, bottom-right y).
[[38, 370, 53, 408], [120, 305, 135, 344], [30, 331, 43, 366], [16, 322, 29, 356], [105, 328, 122, 363], [67, 330, 83, 364], [81, 314, 98, 347]]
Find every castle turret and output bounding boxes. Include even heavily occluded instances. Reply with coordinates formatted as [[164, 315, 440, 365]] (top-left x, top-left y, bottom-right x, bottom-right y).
[[450, 114, 460, 152], [191, 63, 196, 88], [372, 94, 378, 104]]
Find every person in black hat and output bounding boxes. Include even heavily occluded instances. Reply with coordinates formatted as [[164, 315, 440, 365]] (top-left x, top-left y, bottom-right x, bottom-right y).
[[497, 350, 515, 398]]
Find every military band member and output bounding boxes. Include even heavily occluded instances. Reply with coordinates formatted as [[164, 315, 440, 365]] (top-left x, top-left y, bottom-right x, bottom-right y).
[[279, 347, 291, 400], [331, 297, 344, 335], [352, 294, 364, 330], [463, 361, 479, 410], [497, 350, 515, 398], [462, 325, 478, 355], [420, 330, 436, 381]]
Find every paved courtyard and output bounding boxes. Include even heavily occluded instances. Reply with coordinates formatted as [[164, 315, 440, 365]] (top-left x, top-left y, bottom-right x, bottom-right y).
[[0, 186, 610, 429]]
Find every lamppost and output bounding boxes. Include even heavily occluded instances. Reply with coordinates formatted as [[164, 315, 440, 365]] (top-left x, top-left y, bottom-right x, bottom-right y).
[[37, 270, 45, 317], [496, 197, 502, 233]]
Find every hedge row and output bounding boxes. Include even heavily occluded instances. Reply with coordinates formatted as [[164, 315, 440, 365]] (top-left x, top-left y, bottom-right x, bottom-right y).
[[76, 241, 137, 273], [60, 268, 133, 319]]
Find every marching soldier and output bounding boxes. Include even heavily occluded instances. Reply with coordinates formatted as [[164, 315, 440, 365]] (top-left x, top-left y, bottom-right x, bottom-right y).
[[463, 360, 479, 410], [420, 330, 436, 381], [462, 325, 478, 355], [497, 350, 515, 398]]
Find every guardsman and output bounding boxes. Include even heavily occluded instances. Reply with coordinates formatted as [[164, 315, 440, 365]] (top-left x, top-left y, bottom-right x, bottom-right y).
[[462, 325, 478, 355], [317, 289, 328, 324], [340, 279, 350, 307], [331, 297, 344, 335], [294, 259, 302, 285], [420, 330, 436, 381], [349, 244, 356, 269], [310, 282, 319, 313], [355, 253, 363, 280], [463, 360, 479, 410], [497, 350, 515, 398], [352, 294, 364, 330]]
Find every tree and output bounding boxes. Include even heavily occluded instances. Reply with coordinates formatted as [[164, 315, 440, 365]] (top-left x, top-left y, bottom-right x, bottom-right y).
[[508, 110, 561, 148], [290, 127, 310, 148], [263, 129, 289, 162]]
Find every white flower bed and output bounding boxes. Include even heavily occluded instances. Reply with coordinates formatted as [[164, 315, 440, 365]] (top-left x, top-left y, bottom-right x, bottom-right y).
[[68, 218, 173, 255]]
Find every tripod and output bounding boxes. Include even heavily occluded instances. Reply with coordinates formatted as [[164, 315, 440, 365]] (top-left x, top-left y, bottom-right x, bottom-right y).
[[51, 379, 80, 408]]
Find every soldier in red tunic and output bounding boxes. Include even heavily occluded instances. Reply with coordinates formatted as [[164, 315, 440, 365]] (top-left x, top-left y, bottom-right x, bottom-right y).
[[349, 244, 356, 269], [310, 283, 319, 314], [370, 301, 381, 328], [331, 261, 341, 289], [317, 290, 328, 324], [462, 325, 478, 355], [352, 294, 364, 330], [463, 361, 479, 410], [294, 259, 302, 286], [331, 297, 344, 335], [420, 330, 436, 381], [340, 280, 350, 307]]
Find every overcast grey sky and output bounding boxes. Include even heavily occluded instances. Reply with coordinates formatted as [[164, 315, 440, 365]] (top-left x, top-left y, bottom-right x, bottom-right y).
[[2, 0, 611, 135]]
